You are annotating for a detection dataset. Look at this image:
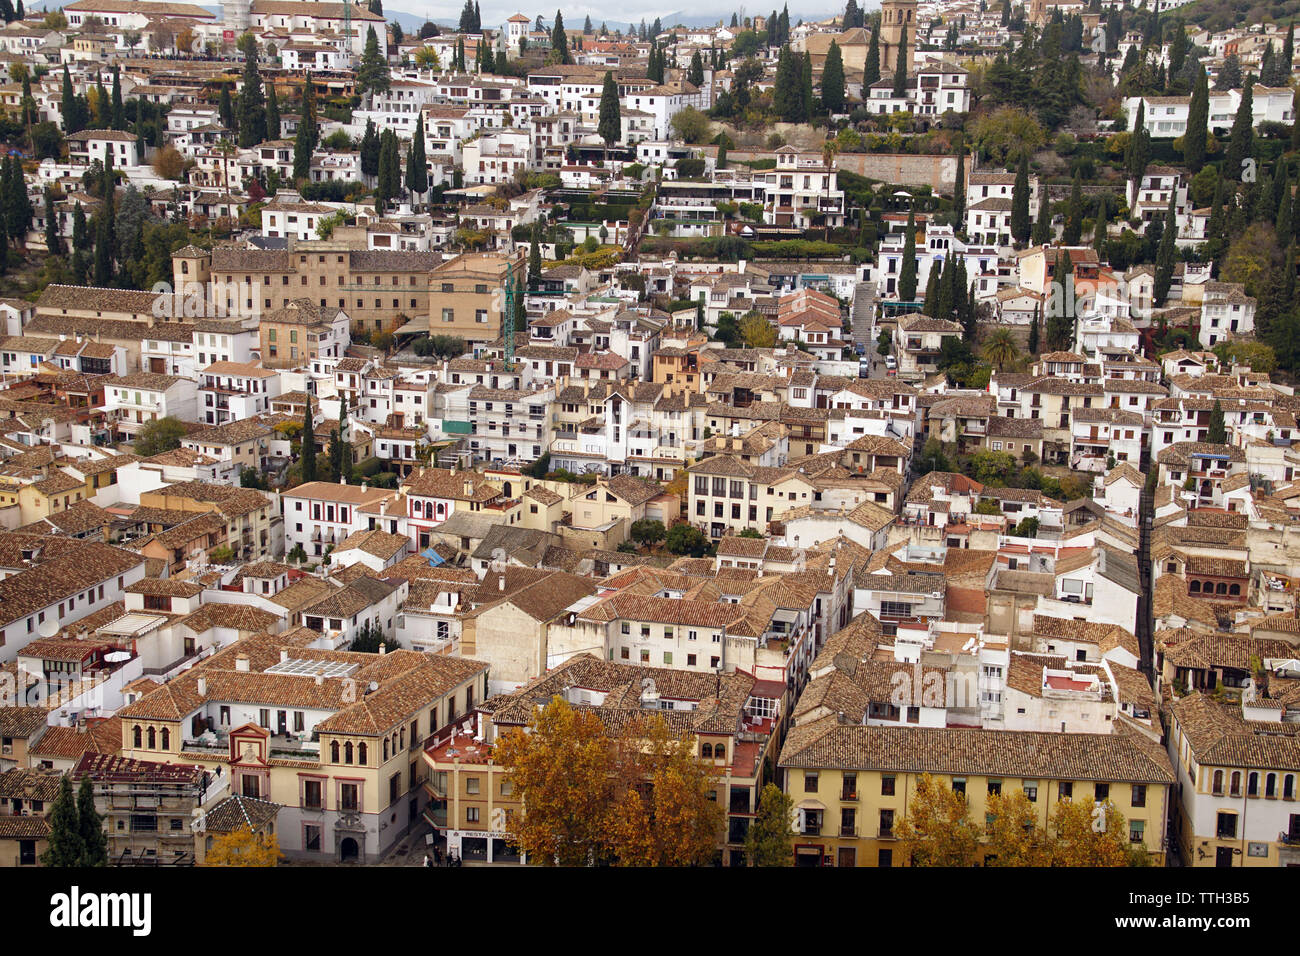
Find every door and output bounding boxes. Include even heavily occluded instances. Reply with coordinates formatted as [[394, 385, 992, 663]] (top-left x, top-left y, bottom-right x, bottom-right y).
[[149, 358, 165, 373], [277, 711, 288, 735], [1216, 846, 1235, 868], [837, 846, 856, 868]]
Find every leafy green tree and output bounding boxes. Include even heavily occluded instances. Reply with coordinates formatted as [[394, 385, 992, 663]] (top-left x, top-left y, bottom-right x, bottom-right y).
[[745, 783, 794, 866], [134, 416, 188, 456], [629, 519, 666, 546], [665, 523, 710, 556]]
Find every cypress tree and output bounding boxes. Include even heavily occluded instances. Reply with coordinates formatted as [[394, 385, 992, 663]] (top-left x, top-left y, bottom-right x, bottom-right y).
[[77, 776, 107, 867], [864, 18, 880, 87], [953, 148, 966, 229], [898, 208, 918, 301], [237, 51, 266, 147], [1127, 100, 1150, 188], [40, 776, 85, 867], [406, 112, 427, 203], [1010, 151, 1031, 244], [110, 66, 124, 130], [1207, 400, 1227, 444], [892, 25, 908, 97], [1092, 197, 1107, 254], [1286, 21, 1295, 74], [358, 26, 391, 95], [266, 81, 281, 139], [1279, 178, 1294, 242], [551, 11, 569, 63], [1225, 77, 1255, 180], [377, 128, 399, 211], [1185, 65, 1208, 172], [800, 50, 813, 121], [688, 50, 704, 88], [1153, 192, 1177, 306], [43, 187, 61, 257], [598, 71, 621, 146], [923, 259, 940, 315], [301, 402, 316, 482], [219, 84, 235, 132], [1027, 303, 1040, 354], [1063, 171, 1084, 245], [292, 114, 313, 181], [60, 65, 79, 134], [360, 119, 380, 182], [528, 224, 542, 290], [822, 40, 845, 114]]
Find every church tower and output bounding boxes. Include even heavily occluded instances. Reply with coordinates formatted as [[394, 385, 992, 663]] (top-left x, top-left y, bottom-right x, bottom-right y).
[[879, 0, 916, 78]]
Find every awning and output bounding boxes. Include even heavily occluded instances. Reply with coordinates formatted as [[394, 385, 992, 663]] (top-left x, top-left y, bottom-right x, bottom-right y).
[[394, 319, 426, 337]]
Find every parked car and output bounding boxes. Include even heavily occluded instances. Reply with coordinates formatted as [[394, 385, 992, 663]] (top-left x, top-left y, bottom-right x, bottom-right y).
[[885, 354, 897, 370]]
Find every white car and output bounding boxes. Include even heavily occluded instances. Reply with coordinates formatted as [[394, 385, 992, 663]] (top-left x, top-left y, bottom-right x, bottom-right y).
[[885, 354, 897, 370]]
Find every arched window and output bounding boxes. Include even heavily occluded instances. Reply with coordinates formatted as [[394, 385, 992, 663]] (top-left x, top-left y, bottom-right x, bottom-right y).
[[1230, 771, 1242, 797], [400, 728, 406, 750], [1213, 770, 1224, 794], [383, 739, 389, 761], [1286, 775, 1296, 800], [1267, 774, 1277, 798], [345, 741, 354, 764], [147, 726, 156, 749], [1248, 772, 1259, 797], [424, 502, 433, 519], [1190, 580, 1202, 593], [714, 744, 726, 761], [330, 741, 340, 762], [1229, 584, 1241, 596], [700, 743, 712, 758], [358, 743, 367, 765], [1216, 582, 1228, 595], [133, 725, 142, 747], [161, 728, 170, 750]]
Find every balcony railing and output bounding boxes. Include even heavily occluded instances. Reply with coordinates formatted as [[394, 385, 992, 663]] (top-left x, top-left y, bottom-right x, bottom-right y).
[[1280, 831, 1300, 846]]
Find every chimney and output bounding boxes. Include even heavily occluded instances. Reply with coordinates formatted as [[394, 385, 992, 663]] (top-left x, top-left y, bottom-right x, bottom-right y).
[[197, 677, 207, 696], [235, 655, 250, 673], [498, 574, 506, 591], [280, 649, 289, 663], [315, 673, 324, 686], [378, 642, 386, 655]]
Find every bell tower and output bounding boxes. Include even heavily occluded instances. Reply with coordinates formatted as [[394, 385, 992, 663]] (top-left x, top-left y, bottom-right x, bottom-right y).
[[879, 0, 917, 78]]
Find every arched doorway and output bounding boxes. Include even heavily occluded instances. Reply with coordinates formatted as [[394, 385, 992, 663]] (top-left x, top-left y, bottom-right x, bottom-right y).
[[340, 837, 359, 862]]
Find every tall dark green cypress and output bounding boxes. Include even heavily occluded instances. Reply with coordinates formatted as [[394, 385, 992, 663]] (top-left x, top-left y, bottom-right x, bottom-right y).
[[1185, 65, 1208, 172], [891, 25, 908, 97], [237, 51, 266, 147], [406, 112, 427, 202], [864, 18, 880, 87], [40, 776, 85, 867], [899, 208, 918, 301], [267, 81, 281, 139], [1010, 151, 1031, 244], [1225, 77, 1255, 180], [301, 402, 316, 482], [110, 66, 124, 130], [822, 40, 845, 113], [1153, 192, 1177, 306], [43, 187, 61, 256], [76, 776, 107, 867]]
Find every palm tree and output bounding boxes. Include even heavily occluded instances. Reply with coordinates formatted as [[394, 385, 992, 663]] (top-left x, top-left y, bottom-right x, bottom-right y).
[[983, 327, 1020, 370]]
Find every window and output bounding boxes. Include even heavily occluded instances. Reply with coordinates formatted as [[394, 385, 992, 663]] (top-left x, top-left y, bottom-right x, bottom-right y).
[[951, 778, 966, 797], [1094, 783, 1109, 802], [1129, 819, 1145, 844], [804, 771, 819, 793], [304, 824, 321, 851], [1023, 781, 1038, 802], [466, 776, 481, 795], [302, 779, 322, 810], [466, 807, 480, 824], [1216, 812, 1237, 839], [881, 775, 895, 796], [340, 784, 360, 812], [1131, 784, 1146, 808]]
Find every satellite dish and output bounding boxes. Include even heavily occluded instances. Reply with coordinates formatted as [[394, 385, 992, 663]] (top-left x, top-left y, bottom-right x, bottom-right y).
[[38, 619, 59, 638]]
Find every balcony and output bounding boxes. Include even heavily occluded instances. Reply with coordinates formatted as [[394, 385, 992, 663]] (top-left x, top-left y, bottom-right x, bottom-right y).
[[1280, 831, 1300, 846]]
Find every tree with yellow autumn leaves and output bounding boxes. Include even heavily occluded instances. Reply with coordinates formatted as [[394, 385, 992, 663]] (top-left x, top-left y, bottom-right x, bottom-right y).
[[204, 826, 284, 867], [898, 773, 1153, 867], [494, 695, 726, 866]]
